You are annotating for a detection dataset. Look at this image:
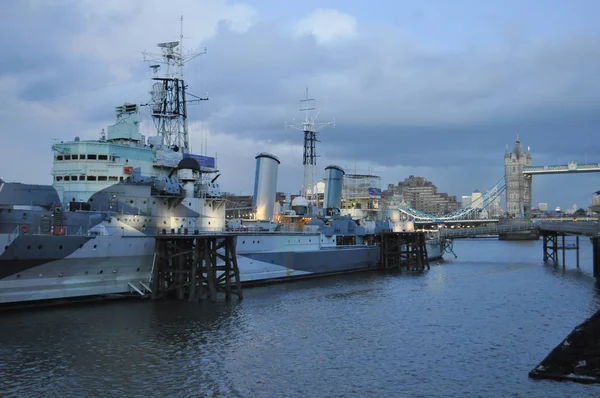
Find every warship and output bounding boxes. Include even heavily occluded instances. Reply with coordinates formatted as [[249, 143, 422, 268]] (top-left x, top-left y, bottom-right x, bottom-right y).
[[0, 33, 444, 305]]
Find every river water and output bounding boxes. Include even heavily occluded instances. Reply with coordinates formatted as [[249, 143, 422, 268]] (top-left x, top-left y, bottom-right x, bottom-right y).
[[1, 239, 600, 397]]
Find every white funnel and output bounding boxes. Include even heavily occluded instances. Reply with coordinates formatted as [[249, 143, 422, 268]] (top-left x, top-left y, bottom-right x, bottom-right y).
[[253, 153, 280, 221]]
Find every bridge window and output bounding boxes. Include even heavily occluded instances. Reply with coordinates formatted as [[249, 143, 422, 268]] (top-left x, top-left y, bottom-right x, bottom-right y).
[[56, 155, 63, 161], [63, 176, 70, 181], [109, 176, 118, 181], [72, 155, 78, 160], [98, 176, 107, 181], [55, 176, 63, 181], [87, 154, 97, 160], [87, 176, 97, 181], [64, 155, 71, 160], [98, 155, 108, 160], [80, 154, 86, 159]]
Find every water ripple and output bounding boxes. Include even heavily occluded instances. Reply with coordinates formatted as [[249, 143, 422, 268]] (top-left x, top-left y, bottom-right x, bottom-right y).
[[1, 239, 600, 397]]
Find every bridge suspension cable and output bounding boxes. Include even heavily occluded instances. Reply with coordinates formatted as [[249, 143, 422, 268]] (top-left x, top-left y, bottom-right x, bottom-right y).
[[397, 177, 506, 221]]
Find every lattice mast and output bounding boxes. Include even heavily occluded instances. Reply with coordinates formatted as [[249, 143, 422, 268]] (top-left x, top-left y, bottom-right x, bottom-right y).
[[286, 88, 335, 211], [142, 16, 208, 154]]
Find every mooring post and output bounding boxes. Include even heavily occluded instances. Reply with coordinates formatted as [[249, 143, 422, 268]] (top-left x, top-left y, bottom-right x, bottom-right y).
[[593, 237, 600, 280], [562, 234, 566, 269], [576, 235, 580, 268]]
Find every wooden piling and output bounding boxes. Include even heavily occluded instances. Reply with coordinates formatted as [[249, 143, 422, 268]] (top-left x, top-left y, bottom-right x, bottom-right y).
[[151, 234, 242, 302], [380, 232, 429, 272], [593, 237, 600, 280], [562, 235, 566, 269]]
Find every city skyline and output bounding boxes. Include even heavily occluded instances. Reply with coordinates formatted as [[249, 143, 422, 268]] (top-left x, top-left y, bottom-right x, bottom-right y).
[[1, 0, 599, 211]]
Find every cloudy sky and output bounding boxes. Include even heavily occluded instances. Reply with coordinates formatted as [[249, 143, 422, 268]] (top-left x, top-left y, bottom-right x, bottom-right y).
[[1, 0, 600, 211]]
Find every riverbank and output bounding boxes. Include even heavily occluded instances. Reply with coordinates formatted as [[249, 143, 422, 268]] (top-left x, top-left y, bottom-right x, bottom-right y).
[[529, 308, 600, 384]]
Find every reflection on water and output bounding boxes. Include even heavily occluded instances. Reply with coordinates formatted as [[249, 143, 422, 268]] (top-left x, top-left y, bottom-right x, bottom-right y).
[[1, 239, 600, 397]]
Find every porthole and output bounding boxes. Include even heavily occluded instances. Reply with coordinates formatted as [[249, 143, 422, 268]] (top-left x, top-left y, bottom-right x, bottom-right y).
[[59, 245, 63, 250], [136, 268, 140, 272], [4, 246, 7, 250], [27, 245, 31, 250], [93, 244, 97, 249], [79, 244, 83, 249], [242, 240, 245, 244], [99, 270, 103, 274]]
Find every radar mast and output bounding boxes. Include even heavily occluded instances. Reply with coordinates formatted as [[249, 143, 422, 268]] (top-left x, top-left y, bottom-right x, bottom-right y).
[[142, 16, 208, 154], [285, 87, 335, 212]]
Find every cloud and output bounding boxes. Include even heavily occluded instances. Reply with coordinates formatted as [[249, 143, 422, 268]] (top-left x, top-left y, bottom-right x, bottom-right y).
[[1, 1, 600, 211], [293, 8, 357, 44]]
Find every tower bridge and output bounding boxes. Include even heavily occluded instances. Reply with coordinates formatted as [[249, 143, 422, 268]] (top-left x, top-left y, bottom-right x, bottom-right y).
[[397, 135, 600, 222]]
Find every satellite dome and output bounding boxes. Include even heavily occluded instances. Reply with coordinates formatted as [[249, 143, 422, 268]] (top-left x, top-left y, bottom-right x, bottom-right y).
[[291, 196, 309, 207], [177, 157, 201, 172]]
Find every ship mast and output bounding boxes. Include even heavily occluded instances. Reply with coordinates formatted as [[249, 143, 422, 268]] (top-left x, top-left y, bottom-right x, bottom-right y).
[[286, 87, 335, 212], [142, 16, 208, 154]]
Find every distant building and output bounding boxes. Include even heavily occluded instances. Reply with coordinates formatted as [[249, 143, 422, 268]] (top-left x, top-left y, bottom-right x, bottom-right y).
[[471, 190, 482, 209], [538, 202, 548, 211], [504, 135, 532, 218], [487, 196, 503, 218], [224, 193, 253, 219], [384, 175, 460, 216], [461, 195, 471, 207]]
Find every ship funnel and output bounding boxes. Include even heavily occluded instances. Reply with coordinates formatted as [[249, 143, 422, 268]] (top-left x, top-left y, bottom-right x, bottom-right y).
[[253, 153, 280, 221], [323, 165, 345, 210]]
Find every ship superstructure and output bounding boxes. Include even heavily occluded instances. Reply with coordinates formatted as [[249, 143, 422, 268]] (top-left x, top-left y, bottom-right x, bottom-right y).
[[0, 28, 225, 304]]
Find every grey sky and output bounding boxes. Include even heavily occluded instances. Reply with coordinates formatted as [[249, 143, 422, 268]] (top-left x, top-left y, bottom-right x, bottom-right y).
[[1, 0, 599, 210]]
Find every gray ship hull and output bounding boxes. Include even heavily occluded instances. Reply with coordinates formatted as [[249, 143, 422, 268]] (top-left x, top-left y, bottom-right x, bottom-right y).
[[0, 233, 444, 305]]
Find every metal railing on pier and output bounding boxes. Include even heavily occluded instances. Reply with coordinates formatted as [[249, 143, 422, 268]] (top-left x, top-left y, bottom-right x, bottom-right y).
[[440, 221, 599, 239]]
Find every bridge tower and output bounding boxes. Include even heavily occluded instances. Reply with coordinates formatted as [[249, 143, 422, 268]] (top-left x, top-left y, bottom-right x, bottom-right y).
[[504, 135, 532, 218]]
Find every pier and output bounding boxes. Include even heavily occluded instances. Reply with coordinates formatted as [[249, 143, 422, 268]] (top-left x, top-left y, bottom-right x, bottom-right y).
[[380, 232, 430, 271], [538, 222, 600, 278], [151, 234, 242, 302]]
